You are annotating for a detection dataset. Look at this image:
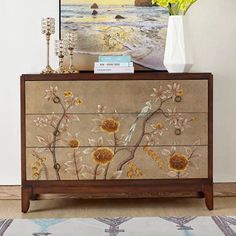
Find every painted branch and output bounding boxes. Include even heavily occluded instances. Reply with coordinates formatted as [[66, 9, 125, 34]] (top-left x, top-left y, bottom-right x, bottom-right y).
[[117, 98, 172, 171], [50, 96, 68, 180], [94, 164, 99, 180], [73, 150, 80, 180], [104, 163, 110, 180]]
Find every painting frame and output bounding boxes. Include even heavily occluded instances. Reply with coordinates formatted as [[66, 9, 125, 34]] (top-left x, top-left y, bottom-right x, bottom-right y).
[[59, 0, 168, 72]]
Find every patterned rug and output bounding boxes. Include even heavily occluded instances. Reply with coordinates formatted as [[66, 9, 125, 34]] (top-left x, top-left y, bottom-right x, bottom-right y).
[[0, 217, 236, 236]]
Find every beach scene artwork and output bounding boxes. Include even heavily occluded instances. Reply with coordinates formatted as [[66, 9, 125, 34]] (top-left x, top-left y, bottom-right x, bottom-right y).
[[60, 0, 168, 71]]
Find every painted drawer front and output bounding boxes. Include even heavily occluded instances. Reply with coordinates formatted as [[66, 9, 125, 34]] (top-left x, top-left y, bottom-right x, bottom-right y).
[[26, 113, 208, 147], [25, 80, 208, 113], [26, 146, 208, 180], [25, 80, 208, 181]]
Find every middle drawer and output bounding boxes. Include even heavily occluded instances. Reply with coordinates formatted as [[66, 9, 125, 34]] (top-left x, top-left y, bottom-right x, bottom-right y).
[[26, 112, 208, 148]]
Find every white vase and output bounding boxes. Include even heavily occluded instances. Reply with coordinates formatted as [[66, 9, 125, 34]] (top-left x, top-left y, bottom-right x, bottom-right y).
[[164, 15, 193, 73]]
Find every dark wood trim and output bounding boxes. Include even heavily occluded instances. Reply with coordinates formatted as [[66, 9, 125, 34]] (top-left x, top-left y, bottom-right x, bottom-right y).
[[21, 72, 213, 82], [20, 78, 26, 182], [21, 186, 32, 213], [204, 74, 214, 210], [1, 183, 236, 200], [21, 72, 214, 212]]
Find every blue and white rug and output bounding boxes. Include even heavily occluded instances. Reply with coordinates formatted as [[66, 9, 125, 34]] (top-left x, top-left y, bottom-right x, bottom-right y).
[[0, 217, 236, 236]]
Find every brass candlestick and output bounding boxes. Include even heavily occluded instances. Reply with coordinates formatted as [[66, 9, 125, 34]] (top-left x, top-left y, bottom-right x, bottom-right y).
[[64, 32, 79, 73], [41, 17, 56, 74], [55, 40, 68, 74]]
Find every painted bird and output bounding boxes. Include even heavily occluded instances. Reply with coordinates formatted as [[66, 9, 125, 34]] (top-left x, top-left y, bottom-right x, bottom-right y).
[[124, 101, 152, 145]]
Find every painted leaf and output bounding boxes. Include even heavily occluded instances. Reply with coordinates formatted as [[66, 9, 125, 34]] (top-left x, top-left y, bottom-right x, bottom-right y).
[[192, 153, 201, 159], [83, 148, 93, 154], [98, 136, 104, 146], [34, 148, 47, 153], [161, 149, 171, 156], [79, 165, 94, 175], [107, 139, 114, 145], [36, 136, 48, 145], [180, 172, 189, 178], [47, 133, 54, 143], [74, 150, 81, 156], [65, 167, 76, 175], [193, 139, 201, 146], [170, 146, 177, 153], [189, 160, 199, 170], [69, 115, 80, 122], [88, 138, 96, 146], [184, 147, 192, 156], [110, 170, 123, 179], [81, 172, 93, 179], [64, 161, 74, 167], [97, 105, 106, 113], [167, 171, 177, 178], [91, 126, 100, 133], [92, 118, 101, 125], [96, 168, 105, 176]]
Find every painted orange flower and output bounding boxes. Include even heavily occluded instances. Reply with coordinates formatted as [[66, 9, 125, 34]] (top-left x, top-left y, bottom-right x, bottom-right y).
[[92, 106, 122, 134], [92, 147, 114, 165], [69, 139, 80, 148], [100, 118, 120, 133], [168, 153, 189, 172], [61, 132, 80, 149]]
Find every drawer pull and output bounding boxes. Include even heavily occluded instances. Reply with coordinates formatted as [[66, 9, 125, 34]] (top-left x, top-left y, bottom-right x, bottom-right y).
[[53, 96, 60, 104], [175, 128, 182, 135], [175, 96, 182, 103]]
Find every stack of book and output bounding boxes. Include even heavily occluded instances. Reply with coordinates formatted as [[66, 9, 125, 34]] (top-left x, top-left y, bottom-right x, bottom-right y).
[[94, 56, 134, 74]]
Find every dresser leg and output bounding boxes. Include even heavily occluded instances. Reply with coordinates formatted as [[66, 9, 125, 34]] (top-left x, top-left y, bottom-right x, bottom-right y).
[[204, 185, 214, 210], [21, 187, 32, 213]]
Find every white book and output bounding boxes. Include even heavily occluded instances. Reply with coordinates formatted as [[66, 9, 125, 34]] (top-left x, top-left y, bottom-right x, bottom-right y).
[[95, 62, 133, 67], [94, 66, 134, 74]]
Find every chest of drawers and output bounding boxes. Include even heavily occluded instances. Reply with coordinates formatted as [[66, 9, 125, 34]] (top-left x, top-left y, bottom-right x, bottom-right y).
[[21, 72, 213, 212]]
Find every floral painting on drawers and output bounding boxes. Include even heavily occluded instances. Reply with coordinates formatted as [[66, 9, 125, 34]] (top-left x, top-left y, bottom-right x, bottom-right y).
[[25, 80, 208, 181]]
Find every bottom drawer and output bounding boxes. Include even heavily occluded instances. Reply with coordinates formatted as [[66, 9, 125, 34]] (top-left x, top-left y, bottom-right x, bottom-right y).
[[26, 145, 208, 181]]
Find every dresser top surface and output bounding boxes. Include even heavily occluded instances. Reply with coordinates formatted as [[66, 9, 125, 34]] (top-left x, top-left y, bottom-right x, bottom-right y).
[[21, 72, 213, 81]]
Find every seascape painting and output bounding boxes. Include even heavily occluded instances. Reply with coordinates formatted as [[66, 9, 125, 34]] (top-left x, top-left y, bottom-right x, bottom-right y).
[[60, 0, 169, 71]]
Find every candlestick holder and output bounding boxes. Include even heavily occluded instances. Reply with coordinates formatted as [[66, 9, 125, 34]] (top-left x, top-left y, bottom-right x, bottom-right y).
[[55, 40, 68, 74], [64, 32, 79, 73], [41, 17, 56, 74]]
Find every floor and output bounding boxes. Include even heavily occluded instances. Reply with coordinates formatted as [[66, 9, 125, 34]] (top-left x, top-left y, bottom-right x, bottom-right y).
[[0, 197, 236, 218]]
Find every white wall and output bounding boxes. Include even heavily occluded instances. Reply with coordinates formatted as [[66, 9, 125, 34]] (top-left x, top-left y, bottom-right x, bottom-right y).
[[188, 0, 236, 182], [0, 0, 235, 184], [0, 0, 58, 184]]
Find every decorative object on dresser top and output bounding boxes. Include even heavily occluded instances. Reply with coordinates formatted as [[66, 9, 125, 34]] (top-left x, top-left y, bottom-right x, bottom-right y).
[[41, 17, 79, 74], [41, 17, 56, 74], [60, 0, 169, 71], [21, 72, 213, 213], [94, 55, 134, 74], [152, 0, 198, 73]]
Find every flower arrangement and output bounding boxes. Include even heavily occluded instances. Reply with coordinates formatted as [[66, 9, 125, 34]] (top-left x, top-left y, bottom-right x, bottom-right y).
[[152, 0, 197, 15]]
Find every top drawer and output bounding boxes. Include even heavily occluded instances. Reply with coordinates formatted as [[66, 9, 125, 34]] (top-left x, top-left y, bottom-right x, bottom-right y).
[[25, 80, 208, 114]]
